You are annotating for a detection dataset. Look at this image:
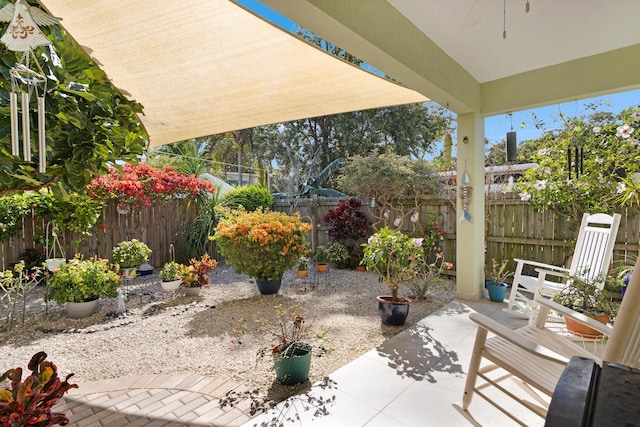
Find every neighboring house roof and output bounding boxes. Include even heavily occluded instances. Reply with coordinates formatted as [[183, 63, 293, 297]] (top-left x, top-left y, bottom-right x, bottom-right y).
[[199, 173, 234, 194]]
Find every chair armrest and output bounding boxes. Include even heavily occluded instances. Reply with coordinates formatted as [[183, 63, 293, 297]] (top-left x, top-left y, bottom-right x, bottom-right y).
[[534, 294, 613, 336], [469, 312, 569, 365], [535, 267, 569, 279], [513, 258, 567, 272]]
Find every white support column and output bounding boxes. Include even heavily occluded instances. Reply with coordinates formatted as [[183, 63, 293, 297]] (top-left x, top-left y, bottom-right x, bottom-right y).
[[455, 112, 485, 301]]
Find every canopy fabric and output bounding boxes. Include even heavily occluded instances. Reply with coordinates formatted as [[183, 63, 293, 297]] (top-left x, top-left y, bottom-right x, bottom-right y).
[[38, 0, 428, 148]]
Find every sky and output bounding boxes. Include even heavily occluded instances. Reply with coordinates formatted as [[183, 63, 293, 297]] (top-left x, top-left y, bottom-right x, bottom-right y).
[[238, 0, 640, 151], [484, 90, 640, 145]]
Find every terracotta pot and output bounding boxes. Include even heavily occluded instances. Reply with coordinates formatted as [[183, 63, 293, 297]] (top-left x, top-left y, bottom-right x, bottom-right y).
[[316, 263, 328, 272], [120, 267, 137, 280], [564, 314, 609, 338], [296, 270, 309, 279]]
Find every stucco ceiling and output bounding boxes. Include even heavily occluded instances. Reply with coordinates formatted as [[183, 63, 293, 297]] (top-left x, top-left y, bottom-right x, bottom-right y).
[[260, 0, 640, 116], [388, 0, 640, 83]]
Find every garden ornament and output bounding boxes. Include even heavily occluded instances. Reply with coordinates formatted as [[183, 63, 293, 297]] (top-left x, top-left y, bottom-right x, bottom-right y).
[[0, 0, 61, 173], [410, 210, 419, 232], [459, 168, 472, 222], [116, 289, 126, 315]]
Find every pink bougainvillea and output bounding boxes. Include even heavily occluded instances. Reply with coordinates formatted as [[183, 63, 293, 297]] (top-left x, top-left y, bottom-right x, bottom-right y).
[[87, 164, 215, 208]]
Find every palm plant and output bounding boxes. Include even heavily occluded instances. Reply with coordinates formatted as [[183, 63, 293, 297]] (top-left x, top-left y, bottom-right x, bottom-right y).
[[177, 190, 223, 263]]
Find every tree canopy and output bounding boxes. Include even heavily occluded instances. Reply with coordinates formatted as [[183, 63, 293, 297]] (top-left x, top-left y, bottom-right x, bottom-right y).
[[337, 152, 441, 229]]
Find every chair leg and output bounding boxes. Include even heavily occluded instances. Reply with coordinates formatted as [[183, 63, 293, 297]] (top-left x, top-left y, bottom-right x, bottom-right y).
[[463, 326, 488, 410], [507, 281, 523, 311], [505, 284, 534, 318]]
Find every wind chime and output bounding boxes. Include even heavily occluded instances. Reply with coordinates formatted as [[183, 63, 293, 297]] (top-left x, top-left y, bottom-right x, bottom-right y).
[[0, 0, 61, 173], [567, 143, 584, 179], [459, 167, 472, 223], [506, 112, 517, 163], [567, 140, 584, 180]]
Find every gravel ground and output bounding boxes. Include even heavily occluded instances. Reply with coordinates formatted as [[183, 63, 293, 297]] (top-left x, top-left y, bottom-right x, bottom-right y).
[[0, 264, 455, 402]]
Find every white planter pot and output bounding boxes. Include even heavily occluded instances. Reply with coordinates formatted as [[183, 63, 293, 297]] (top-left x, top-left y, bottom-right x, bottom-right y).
[[67, 299, 99, 319], [183, 287, 202, 296], [45, 258, 65, 272], [161, 279, 181, 291]]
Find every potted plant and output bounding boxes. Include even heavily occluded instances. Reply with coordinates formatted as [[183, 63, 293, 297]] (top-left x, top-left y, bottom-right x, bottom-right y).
[[313, 246, 330, 272], [360, 227, 424, 326], [159, 261, 183, 291], [552, 273, 620, 338], [232, 304, 332, 386], [18, 248, 46, 275], [0, 261, 42, 331], [406, 253, 453, 301], [214, 210, 312, 294], [179, 253, 217, 296], [485, 258, 513, 302], [47, 256, 121, 318], [326, 242, 351, 269], [112, 239, 152, 279], [296, 257, 309, 279], [322, 198, 369, 269], [0, 352, 77, 426], [613, 253, 637, 298]]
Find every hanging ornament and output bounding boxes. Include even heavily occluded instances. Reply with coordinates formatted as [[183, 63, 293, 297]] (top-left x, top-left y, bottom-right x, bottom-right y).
[[443, 133, 452, 169], [506, 112, 517, 163], [567, 141, 585, 180], [459, 168, 473, 223], [0, 0, 61, 174], [410, 211, 419, 233]]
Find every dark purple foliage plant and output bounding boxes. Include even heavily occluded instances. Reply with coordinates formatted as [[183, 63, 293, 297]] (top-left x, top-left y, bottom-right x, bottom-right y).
[[322, 198, 369, 268]]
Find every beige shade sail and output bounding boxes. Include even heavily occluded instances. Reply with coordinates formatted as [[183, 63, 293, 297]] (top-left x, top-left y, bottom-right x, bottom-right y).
[[37, 0, 428, 148]]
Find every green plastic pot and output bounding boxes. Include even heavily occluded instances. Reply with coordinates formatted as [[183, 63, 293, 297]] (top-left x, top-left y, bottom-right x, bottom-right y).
[[273, 346, 312, 385]]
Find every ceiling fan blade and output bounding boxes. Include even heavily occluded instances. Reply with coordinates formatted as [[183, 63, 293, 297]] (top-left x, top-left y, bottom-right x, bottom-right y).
[[460, 0, 489, 28]]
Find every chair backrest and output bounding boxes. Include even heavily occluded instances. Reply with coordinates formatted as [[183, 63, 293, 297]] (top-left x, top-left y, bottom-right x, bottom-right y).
[[567, 213, 621, 287], [603, 259, 640, 369]]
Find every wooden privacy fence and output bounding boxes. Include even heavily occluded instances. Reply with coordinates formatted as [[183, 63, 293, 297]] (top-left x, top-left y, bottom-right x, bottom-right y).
[[273, 195, 640, 275], [0, 195, 637, 274], [0, 200, 191, 270]]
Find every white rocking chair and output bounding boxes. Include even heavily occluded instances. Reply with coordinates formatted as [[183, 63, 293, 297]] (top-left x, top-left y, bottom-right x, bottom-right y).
[[462, 260, 640, 425], [505, 212, 621, 317]]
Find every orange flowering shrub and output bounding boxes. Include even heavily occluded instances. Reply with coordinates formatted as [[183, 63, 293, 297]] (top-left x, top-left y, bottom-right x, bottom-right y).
[[214, 210, 312, 280]]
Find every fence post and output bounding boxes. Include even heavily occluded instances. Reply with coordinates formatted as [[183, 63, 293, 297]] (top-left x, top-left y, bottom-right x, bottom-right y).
[[311, 195, 318, 252]]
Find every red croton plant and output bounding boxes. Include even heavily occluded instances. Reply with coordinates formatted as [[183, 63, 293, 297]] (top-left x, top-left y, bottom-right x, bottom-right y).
[[86, 163, 215, 209], [0, 352, 77, 427]]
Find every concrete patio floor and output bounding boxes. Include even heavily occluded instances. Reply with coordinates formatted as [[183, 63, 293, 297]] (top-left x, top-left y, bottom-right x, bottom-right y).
[[54, 298, 547, 426]]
